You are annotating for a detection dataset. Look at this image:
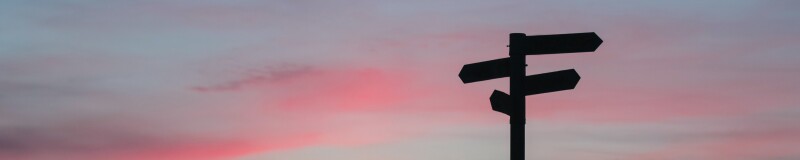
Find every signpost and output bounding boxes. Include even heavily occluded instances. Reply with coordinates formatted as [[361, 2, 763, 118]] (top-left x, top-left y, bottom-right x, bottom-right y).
[[458, 32, 602, 160]]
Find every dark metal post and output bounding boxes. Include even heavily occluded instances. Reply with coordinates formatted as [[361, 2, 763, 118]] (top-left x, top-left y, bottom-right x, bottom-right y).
[[509, 33, 527, 160]]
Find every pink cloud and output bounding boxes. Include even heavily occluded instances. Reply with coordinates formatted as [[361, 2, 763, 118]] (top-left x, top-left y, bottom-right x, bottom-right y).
[[274, 68, 412, 111], [193, 65, 416, 111]]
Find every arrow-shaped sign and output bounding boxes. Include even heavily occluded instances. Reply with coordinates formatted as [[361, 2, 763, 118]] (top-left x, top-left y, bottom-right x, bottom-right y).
[[523, 69, 581, 95], [487, 69, 581, 115], [458, 58, 510, 83], [512, 32, 603, 55], [490, 90, 511, 115]]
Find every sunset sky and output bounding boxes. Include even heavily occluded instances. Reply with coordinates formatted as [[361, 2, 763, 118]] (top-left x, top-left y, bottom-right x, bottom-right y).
[[2, 1, 800, 160]]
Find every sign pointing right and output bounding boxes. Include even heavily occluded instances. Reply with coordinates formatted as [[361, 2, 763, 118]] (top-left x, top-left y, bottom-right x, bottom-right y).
[[523, 69, 581, 96], [513, 32, 603, 55]]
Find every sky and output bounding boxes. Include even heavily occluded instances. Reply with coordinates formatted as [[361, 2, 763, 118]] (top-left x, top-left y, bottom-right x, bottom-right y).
[[1, 0, 799, 160]]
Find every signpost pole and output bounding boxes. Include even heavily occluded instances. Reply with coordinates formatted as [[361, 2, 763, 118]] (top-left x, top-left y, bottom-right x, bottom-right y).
[[509, 33, 527, 160]]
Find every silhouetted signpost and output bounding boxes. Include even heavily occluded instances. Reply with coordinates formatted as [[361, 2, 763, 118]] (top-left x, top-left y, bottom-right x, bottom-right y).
[[459, 32, 602, 160]]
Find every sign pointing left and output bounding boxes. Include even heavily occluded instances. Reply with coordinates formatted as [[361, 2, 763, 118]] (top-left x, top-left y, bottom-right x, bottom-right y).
[[458, 58, 510, 83], [490, 90, 511, 115]]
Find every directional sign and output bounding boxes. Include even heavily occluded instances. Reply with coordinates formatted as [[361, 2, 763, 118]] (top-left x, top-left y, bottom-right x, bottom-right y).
[[490, 90, 511, 115], [512, 32, 603, 55], [523, 69, 581, 95], [458, 58, 510, 83], [458, 32, 601, 160]]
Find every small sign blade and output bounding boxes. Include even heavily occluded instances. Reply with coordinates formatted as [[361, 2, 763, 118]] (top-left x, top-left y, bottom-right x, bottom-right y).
[[490, 90, 511, 116]]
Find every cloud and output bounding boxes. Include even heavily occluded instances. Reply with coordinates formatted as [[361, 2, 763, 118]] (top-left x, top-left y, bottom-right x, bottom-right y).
[[191, 64, 315, 92], [0, 123, 313, 160]]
